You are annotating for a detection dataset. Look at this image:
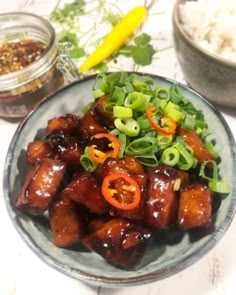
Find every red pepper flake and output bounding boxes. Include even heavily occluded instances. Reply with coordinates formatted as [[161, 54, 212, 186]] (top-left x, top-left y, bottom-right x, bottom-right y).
[[0, 39, 47, 75]]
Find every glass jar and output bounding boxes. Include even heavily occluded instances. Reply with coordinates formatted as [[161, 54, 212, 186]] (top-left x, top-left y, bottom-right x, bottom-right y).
[[0, 12, 79, 119]]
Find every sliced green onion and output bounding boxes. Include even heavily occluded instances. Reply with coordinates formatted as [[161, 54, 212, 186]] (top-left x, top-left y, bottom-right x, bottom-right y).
[[114, 118, 140, 137], [155, 87, 170, 101], [80, 147, 98, 172], [124, 92, 150, 112], [82, 102, 93, 113], [110, 86, 126, 105], [137, 114, 152, 130], [118, 132, 127, 158], [163, 101, 184, 122], [156, 133, 173, 149], [92, 73, 106, 92], [92, 88, 105, 98], [151, 97, 168, 111], [168, 108, 184, 123], [182, 114, 195, 130], [164, 101, 179, 113], [173, 141, 195, 170], [209, 180, 230, 194], [198, 128, 212, 140], [200, 160, 230, 194], [134, 154, 158, 167], [113, 106, 133, 118], [160, 147, 180, 166], [110, 128, 128, 158], [124, 81, 134, 93], [200, 160, 217, 181], [195, 119, 207, 130], [170, 84, 187, 104], [99, 72, 124, 93], [129, 74, 154, 92], [205, 141, 219, 158], [125, 137, 157, 155]]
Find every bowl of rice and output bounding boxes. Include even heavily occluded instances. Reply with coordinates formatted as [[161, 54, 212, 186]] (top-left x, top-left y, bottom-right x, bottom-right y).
[[172, 0, 236, 108]]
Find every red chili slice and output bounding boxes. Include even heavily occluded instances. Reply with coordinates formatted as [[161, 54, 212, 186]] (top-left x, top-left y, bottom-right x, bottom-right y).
[[146, 105, 177, 135], [101, 172, 141, 211], [89, 133, 120, 164]]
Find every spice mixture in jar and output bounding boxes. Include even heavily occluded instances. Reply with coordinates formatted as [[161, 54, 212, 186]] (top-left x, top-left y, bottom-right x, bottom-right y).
[[0, 39, 47, 75], [0, 13, 66, 119]]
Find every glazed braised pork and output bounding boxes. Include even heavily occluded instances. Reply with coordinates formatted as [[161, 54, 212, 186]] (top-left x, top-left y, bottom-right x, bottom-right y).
[[83, 217, 152, 269], [144, 165, 189, 228], [49, 196, 87, 248], [15, 158, 66, 215], [15, 102, 218, 270]]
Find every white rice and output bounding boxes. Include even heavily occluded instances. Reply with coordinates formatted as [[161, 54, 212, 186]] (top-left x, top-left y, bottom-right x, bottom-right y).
[[179, 0, 236, 62]]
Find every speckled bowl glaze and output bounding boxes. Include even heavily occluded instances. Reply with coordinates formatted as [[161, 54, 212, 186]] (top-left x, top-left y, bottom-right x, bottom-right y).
[[172, 0, 236, 108], [3, 74, 236, 287]]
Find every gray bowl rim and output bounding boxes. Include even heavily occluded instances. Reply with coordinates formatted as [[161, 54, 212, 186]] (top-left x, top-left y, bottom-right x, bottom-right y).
[[172, 0, 236, 69], [3, 72, 236, 287]]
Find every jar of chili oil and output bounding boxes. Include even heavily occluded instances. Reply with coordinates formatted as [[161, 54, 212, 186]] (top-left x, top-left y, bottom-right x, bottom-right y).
[[0, 12, 78, 119]]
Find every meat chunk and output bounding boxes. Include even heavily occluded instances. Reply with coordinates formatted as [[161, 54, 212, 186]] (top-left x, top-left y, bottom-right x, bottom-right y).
[[15, 158, 66, 215], [49, 197, 86, 248], [102, 156, 147, 220], [144, 166, 187, 228], [26, 140, 52, 165], [47, 132, 83, 169], [177, 127, 215, 163], [46, 113, 79, 135], [90, 95, 115, 130], [62, 172, 109, 215], [76, 111, 107, 148], [178, 183, 212, 230], [83, 217, 152, 269]]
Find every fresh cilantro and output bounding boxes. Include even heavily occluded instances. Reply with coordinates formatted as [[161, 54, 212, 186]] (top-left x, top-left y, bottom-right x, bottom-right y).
[[103, 12, 122, 26], [51, 0, 86, 23], [94, 62, 108, 73], [118, 33, 156, 66], [69, 46, 86, 59], [50, 1, 157, 71], [59, 32, 78, 45], [58, 31, 85, 59]]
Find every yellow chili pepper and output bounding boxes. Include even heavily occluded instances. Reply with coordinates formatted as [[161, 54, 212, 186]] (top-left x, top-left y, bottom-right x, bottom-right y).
[[79, 6, 148, 73]]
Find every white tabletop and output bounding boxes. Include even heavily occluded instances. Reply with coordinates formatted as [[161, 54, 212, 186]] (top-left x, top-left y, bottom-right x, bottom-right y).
[[1, 1, 236, 294]]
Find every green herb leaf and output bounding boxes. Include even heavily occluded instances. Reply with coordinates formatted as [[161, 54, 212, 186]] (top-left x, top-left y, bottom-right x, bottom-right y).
[[119, 33, 156, 66], [51, 0, 86, 23], [104, 12, 122, 26], [70, 46, 86, 58], [134, 33, 151, 46]]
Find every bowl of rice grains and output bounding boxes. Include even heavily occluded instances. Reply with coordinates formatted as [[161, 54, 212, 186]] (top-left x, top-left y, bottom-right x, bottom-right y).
[[172, 0, 236, 108]]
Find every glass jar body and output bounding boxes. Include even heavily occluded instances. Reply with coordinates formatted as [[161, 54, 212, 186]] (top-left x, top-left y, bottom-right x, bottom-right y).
[[0, 12, 64, 119]]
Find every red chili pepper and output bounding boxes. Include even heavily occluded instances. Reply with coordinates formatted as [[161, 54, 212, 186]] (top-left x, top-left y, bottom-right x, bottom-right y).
[[146, 105, 177, 135], [101, 172, 141, 211], [89, 133, 120, 164]]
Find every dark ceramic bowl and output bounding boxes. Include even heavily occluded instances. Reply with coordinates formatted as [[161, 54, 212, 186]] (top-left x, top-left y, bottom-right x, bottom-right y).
[[172, 0, 236, 108], [3, 74, 236, 287]]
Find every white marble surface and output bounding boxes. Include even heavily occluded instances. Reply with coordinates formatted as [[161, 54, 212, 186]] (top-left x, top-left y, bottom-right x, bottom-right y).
[[1, 0, 236, 294]]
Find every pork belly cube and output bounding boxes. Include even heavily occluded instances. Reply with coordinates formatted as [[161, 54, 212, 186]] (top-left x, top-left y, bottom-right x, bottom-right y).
[[15, 158, 66, 215], [144, 166, 186, 228], [47, 132, 83, 168], [177, 127, 216, 163], [62, 172, 109, 215], [90, 95, 115, 130], [78, 110, 107, 136], [46, 113, 79, 135], [26, 140, 52, 165], [178, 183, 212, 230], [49, 197, 86, 248], [102, 156, 147, 221], [83, 217, 152, 269]]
